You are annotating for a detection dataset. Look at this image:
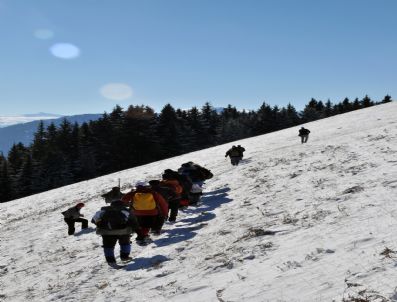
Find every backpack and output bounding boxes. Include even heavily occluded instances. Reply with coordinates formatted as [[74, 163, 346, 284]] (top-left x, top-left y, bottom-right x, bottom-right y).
[[133, 192, 157, 211], [98, 207, 128, 230], [230, 148, 240, 157], [161, 180, 183, 194]]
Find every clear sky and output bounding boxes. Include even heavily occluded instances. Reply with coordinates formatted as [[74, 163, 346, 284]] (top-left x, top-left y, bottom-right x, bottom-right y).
[[0, 0, 396, 115]]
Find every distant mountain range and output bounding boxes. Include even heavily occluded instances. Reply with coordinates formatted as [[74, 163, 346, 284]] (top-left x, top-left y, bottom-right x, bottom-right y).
[[0, 113, 64, 128], [0, 114, 102, 155]]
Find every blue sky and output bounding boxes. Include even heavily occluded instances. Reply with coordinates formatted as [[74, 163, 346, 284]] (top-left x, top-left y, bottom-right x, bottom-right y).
[[0, 0, 396, 115]]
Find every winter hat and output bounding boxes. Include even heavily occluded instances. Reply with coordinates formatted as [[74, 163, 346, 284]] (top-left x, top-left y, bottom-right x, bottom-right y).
[[135, 180, 150, 187], [76, 202, 85, 208]]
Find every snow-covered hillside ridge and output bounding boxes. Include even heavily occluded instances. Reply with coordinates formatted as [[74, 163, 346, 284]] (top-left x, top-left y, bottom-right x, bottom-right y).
[[0, 103, 396, 302]]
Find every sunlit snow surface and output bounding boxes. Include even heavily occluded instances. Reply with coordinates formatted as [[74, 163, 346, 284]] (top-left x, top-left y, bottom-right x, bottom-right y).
[[0, 103, 396, 302]]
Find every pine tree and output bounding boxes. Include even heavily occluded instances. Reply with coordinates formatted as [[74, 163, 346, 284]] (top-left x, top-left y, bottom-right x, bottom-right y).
[[361, 95, 374, 108], [255, 102, 274, 134], [0, 158, 12, 202], [17, 154, 33, 197], [324, 100, 334, 117], [352, 98, 361, 110], [157, 104, 183, 158], [381, 95, 392, 103], [79, 122, 97, 180], [341, 97, 352, 113], [301, 98, 322, 122]]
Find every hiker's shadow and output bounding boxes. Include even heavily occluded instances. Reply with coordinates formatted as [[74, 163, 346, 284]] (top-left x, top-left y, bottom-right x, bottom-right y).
[[153, 189, 232, 248], [74, 227, 96, 236], [184, 191, 233, 215], [239, 158, 252, 164], [203, 187, 231, 196], [125, 255, 169, 271], [153, 223, 206, 247]]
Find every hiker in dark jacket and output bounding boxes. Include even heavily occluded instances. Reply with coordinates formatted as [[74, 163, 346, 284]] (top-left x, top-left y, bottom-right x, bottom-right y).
[[225, 146, 242, 166], [236, 145, 245, 159], [62, 203, 88, 235], [91, 200, 139, 264], [157, 177, 184, 222], [298, 127, 311, 144], [149, 179, 181, 224]]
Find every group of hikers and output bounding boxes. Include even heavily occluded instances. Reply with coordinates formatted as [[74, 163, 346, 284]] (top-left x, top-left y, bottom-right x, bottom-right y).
[[62, 126, 310, 265], [62, 161, 213, 265]]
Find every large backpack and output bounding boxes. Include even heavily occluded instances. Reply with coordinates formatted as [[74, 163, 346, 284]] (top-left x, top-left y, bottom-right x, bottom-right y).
[[230, 148, 240, 157], [133, 192, 157, 211], [98, 207, 128, 230], [161, 180, 183, 195]]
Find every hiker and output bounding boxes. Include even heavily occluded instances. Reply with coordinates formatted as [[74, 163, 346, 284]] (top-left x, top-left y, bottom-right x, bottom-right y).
[[236, 145, 246, 160], [149, 179, 181, 223], [298, 127, 311, 144], [101, 187, 123, 203], [225, 145, 242, 166], [158, 176, 184, 222], [178, 162, 213, 184], [91, 199, 139, 264], [163, 169, 192, 207], [189, 183, 203, 205], [62, 202, 88, 235], [122, 181, 168, 245]]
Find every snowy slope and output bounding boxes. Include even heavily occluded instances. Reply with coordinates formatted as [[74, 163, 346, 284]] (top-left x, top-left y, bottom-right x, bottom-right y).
[[0, 103, 396, 302]]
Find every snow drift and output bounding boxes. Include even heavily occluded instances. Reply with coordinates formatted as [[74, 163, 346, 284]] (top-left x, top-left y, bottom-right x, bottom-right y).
[[0, 102, 396, 302]]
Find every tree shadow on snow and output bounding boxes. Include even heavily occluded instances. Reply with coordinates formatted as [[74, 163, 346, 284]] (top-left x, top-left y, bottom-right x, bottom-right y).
[[125, 255, 170, 271], [74, 227, 96, 236]]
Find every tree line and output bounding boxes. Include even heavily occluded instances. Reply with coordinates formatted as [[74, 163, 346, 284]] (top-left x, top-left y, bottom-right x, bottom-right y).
[[0, 95, 392, 203]]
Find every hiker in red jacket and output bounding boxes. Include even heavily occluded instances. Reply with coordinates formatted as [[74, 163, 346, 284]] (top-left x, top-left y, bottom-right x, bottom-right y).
[[122, 181, 168, 245]]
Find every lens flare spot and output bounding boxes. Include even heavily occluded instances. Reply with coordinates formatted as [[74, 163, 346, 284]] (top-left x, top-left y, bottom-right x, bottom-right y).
[[50, 43, 80, 59], [34, 29, 54, 40], [100, 83, 133, 100]]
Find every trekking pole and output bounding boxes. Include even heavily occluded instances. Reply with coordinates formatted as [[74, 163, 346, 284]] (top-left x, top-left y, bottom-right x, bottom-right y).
[[118, 178, 121, 189]]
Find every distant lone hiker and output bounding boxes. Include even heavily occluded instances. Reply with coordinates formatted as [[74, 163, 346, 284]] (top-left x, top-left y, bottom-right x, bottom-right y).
[[236, 145, 245, 159], [225, 145, 242, 166], [298, 127, 310, 144], [62, 202, 88, 235]]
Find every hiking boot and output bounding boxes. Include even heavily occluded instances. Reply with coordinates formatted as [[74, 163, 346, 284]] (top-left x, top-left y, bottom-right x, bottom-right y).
[[106, 256, 116, 264], [120, 256, 133, 262], [136, 239, 148, 246]]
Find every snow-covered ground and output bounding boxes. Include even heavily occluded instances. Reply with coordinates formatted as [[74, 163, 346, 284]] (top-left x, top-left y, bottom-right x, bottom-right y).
[[1, 103, 396, 302]]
